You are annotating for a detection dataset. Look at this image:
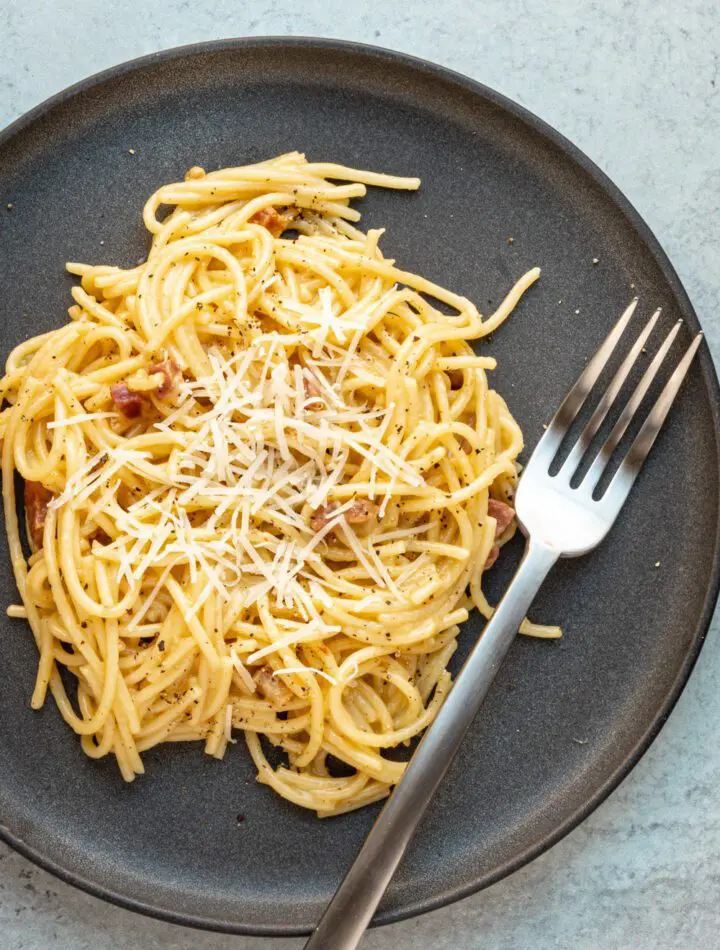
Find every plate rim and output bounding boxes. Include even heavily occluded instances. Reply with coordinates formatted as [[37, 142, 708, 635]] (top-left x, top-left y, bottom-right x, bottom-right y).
[[0, 35, 718, 937]]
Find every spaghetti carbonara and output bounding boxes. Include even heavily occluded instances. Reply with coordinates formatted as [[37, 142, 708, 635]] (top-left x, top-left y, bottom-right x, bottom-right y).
[[0, 153, 557, 816]]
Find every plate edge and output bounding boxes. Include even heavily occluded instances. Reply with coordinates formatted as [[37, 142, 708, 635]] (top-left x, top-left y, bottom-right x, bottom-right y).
[[0, 35, 718, 936]]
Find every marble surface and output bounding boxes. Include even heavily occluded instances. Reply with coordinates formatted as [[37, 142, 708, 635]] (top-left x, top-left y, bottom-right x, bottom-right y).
[[1, 2, 719, 948]]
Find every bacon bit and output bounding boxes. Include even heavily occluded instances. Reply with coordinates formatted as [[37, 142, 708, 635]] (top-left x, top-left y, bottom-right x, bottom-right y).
[[488, 498, 515, 539], [254, 667, 293, 706], [448, 369, 464, 391], [483, 500, 515, 571], [303, 374, 323, 401], [110, 383, 143, 418], [310, 502, 339, 532], [310, 499, 379, 533], [484, 544, 500, 571], [249, 206, 297, 236], [111, 361, 180, 416], [90, 528, 112, 546], [347, 499, 379, 525], [24, 481, 53, 550], [148, 359, 181, 399], [185, 166, 206, 181]]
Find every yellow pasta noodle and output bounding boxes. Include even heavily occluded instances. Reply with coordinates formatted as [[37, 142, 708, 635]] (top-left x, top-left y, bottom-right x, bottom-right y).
[[0, 152, 557, 816]]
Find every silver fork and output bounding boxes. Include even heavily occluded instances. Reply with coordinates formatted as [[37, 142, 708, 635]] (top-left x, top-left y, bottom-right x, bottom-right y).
[[304, 301, 703, 950]]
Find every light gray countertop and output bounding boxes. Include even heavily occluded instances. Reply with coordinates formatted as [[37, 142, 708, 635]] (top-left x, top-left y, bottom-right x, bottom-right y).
[[1, 3, 719, 948]]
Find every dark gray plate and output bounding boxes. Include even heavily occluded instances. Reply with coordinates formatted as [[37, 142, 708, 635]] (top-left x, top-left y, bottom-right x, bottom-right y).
[[0, 38, 718, 937]]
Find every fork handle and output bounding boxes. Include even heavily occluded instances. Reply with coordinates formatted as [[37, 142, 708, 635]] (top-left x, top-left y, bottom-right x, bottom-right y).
[[304, 539, 559, 950]]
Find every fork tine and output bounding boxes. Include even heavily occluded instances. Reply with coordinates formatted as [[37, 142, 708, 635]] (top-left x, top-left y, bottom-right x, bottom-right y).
[[528, 298, 638, 469], [599, 333, 703, 512], [559, 308, 660, 480], [584, 319, 683, 490]]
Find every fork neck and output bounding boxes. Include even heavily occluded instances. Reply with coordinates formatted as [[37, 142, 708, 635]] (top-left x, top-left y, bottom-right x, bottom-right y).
[[511, 538, 560, 606]]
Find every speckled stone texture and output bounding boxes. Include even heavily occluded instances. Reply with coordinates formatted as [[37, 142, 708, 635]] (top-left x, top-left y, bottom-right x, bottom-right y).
[[0, 4, 719, 950]]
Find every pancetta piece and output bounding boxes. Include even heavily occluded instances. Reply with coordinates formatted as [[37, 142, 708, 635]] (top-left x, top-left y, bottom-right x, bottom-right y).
[[24, 481, 53, 550], [249, 206, 297, 236], [254, 667, 293, 706], [488, 498, 515, 538], [148, 359, 181, 399], [110, 383, 143, 418], [310, 499, 379, 533]]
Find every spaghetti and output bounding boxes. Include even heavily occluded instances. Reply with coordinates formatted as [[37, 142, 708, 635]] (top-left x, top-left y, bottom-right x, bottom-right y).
[[0, 153, 557, 816]]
